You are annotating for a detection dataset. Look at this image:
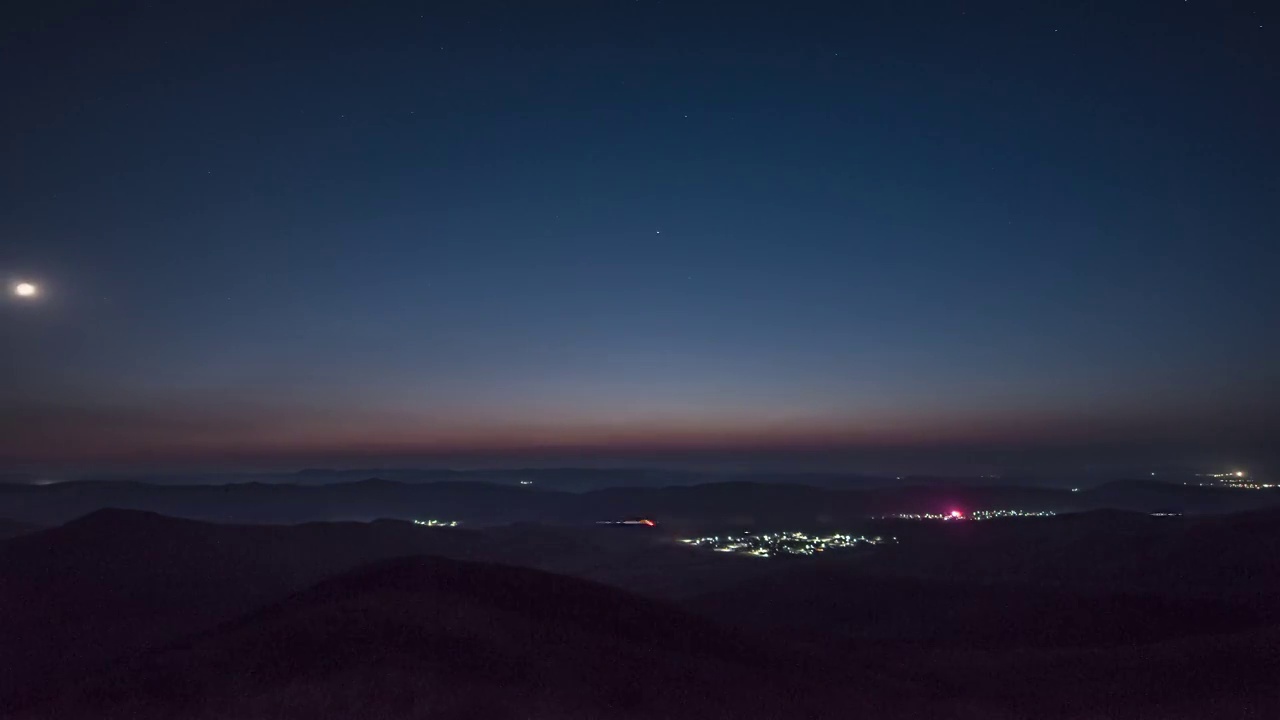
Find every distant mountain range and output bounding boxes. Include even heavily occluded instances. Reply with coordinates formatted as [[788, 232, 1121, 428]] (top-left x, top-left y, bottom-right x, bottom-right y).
[[1, 476, 1277, 527], [27, 467, 910, 491]]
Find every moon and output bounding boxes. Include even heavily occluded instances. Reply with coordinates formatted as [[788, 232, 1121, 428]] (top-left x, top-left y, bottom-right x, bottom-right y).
[[12, 282, 39, 298]]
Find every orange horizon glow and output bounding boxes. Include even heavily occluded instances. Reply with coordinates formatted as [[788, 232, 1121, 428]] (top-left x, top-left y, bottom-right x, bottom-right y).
[[4, 394, 1277, 468]]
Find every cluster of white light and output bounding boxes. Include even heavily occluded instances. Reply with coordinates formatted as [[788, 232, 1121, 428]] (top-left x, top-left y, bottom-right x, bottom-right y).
[[878, 509, 1055, 521], [968, 509, 1057, 520], [1188, 471, 1274, 490], [678, 530, 890, 557], [413, 519, 458, 527]]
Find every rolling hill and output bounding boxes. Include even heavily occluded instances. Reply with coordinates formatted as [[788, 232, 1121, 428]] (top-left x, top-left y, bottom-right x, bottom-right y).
[[13, 556, 889, 720], [0, 508, 770, 710], [0, 517, 39, 539], [3, 477, 1278, 527]]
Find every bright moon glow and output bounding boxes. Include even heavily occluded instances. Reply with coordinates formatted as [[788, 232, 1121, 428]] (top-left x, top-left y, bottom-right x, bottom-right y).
[[13, 282, 38, 298]]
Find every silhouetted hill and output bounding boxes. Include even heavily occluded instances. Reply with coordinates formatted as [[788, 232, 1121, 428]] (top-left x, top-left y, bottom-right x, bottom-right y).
[[0, 509, 773, 710], [1084, 479, 1254, 513], [692, 569, 1270, 648], [0, 479, 563, 525], [6, 507, 1279, 718], [14, 556, 884, 720], [0, 509, 451, 708], [0, 517, 39, 539], [64, 467, 897, 491], [855, 509, 1280, 601], [865, 626, 1280, 719], [5, 477, 1278, 526]]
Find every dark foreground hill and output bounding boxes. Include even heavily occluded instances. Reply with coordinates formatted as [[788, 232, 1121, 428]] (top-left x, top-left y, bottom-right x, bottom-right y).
[[13, 556, 886, 720], [0, 517, 38, 539], [7, 507, 1280, 718], [694, 569, 1274, 648], [858, 509, 1280, 601], [686, 510, 1280, 719], [863, 625, 1280, 719], [0, 508, 770, 709]]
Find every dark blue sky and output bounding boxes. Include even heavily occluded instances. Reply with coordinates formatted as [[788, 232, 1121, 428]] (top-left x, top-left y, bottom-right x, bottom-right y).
[[2, 0, 1277, 474]]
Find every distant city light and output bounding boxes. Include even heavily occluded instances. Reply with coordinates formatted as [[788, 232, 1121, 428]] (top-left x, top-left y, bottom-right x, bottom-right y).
[[1194, 470, 1271, 489], [878, 509, 1056, 521], [413, 519, 458, 527], [680, 530, 890, 557], [1199, 470, 1247, 479]]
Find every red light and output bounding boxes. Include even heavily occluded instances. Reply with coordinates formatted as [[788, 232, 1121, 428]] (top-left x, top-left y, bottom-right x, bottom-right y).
[[949, 510, 963, 519], [641, 519, 655, 526]]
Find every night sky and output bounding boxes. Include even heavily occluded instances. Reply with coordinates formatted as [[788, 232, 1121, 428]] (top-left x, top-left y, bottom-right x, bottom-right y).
[[3, 0, 1277, 475]]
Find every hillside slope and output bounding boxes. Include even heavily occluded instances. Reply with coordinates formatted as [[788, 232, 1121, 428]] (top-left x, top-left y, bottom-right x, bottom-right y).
[[16, 556, 888, 720], [0, 509, 766, 708]]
